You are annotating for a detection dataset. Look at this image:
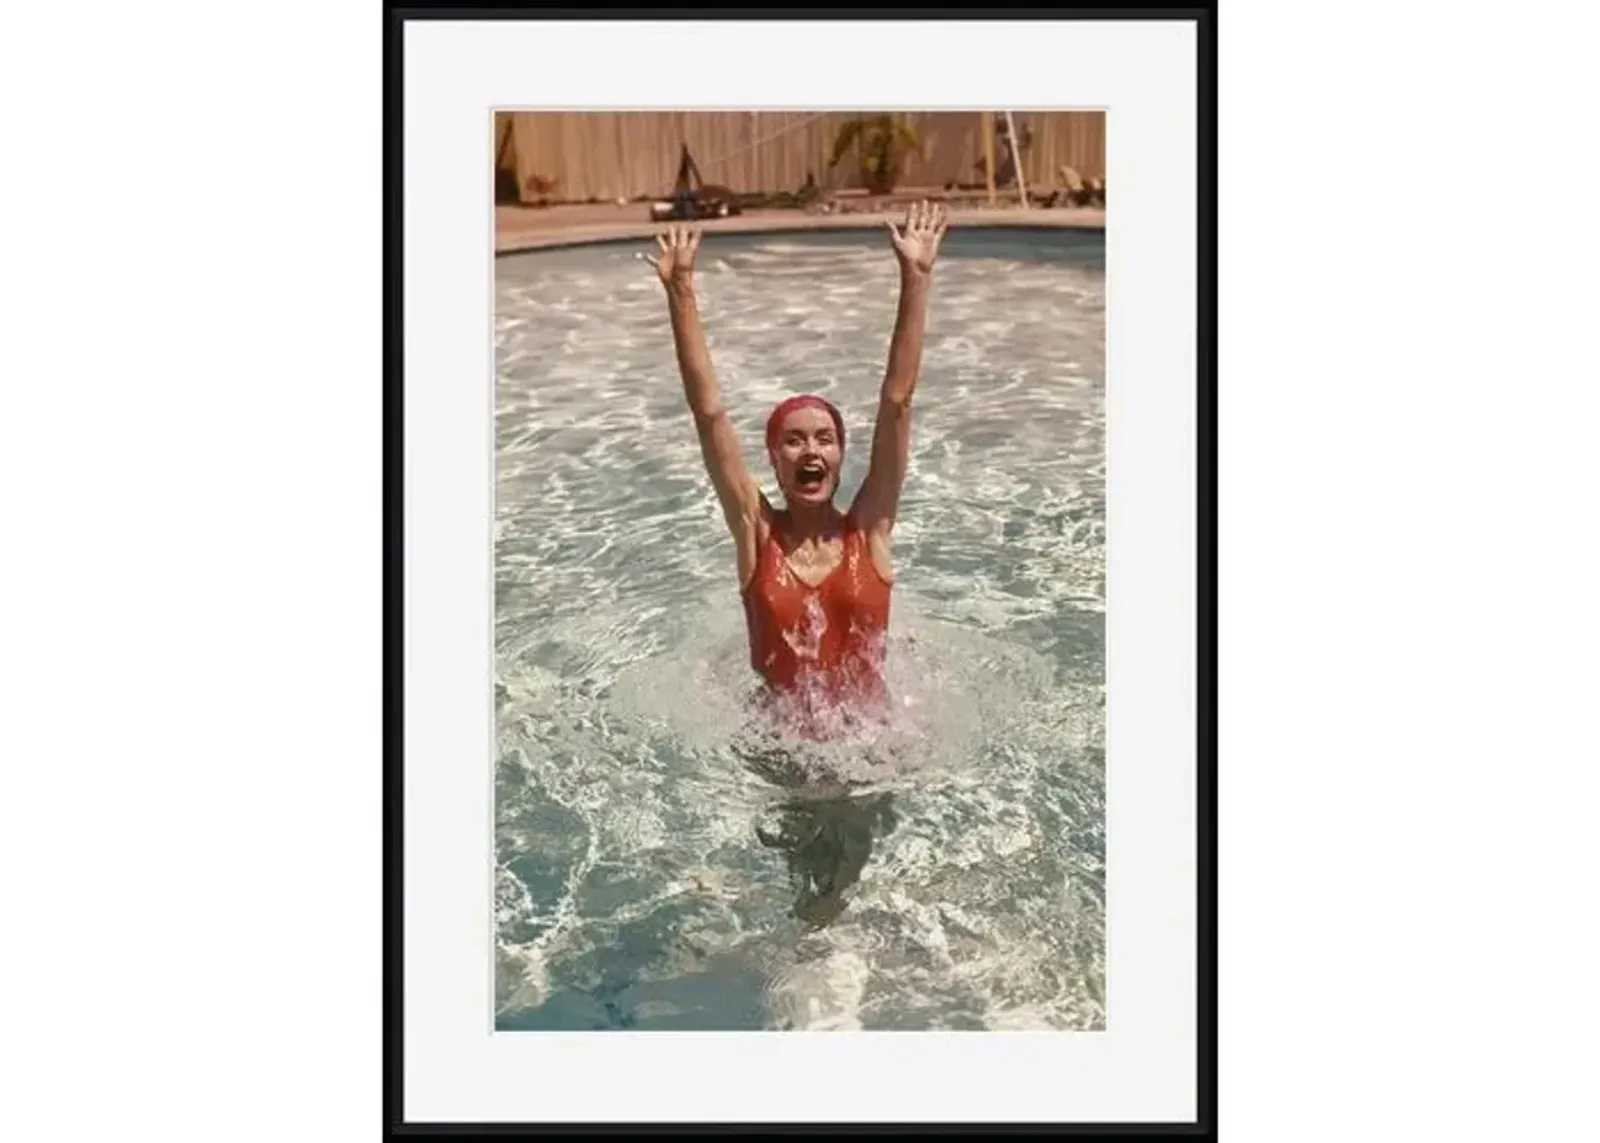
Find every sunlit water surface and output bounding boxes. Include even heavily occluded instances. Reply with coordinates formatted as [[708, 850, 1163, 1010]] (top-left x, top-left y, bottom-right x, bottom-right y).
[[495, 228, 1105, 1031]]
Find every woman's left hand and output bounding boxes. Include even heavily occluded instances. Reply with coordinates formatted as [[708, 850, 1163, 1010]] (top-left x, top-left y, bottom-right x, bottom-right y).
[[887, 200, 949, 277]]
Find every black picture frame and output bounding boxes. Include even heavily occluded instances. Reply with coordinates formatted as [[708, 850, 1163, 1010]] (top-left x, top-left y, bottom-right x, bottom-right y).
[[386, 6, 1216, 1137]]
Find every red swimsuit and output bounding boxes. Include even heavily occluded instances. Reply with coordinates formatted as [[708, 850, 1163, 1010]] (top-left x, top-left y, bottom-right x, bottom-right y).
[[741, 511, 894, 739]]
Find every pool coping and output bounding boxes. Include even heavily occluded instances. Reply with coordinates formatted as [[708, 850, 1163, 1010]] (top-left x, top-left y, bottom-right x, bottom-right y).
[[495, 207, 1106, 257]]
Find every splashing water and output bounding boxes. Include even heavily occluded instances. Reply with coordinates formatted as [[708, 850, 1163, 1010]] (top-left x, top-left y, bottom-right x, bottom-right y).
[[494, 228, 1105, 1031]]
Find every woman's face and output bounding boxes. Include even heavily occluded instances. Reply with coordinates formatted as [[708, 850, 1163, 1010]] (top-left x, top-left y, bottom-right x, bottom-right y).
[[771, 406, 842, 506]]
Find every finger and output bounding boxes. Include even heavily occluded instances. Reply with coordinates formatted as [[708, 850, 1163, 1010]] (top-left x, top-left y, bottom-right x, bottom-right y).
[[688, 229, 702, 256], [656, 234, 669, 254], [640, 252, 661, 270]]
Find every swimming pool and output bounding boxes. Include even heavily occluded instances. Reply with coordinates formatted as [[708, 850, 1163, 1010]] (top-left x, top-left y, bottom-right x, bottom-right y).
[[493, 226, 1105, 1031]]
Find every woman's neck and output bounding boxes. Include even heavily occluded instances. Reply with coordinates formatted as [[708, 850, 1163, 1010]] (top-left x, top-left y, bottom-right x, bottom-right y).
[[781, 499, 841, 542]]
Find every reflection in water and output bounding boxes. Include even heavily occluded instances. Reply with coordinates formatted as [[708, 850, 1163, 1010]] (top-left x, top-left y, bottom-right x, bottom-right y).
[[736, 726, 901, 929], [758, 790, 900, 930]]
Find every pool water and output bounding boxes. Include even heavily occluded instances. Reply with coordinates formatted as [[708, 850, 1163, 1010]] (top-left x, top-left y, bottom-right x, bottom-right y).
[[493, 227, 1106, 1031]]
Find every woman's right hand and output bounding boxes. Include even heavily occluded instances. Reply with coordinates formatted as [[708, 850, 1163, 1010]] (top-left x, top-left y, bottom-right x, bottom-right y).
[[642, 224, 701, 287]]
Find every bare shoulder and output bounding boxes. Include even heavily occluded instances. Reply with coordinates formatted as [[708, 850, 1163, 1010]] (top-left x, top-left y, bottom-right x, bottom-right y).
[[726, 475, 772, 535], [735, 481, 777, 591], [858, 514, 896, 585], [754, 483, 776, 544]]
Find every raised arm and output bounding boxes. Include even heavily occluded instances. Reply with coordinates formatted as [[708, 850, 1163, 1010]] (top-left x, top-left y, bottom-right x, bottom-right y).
[[644, 225, 767, 586], [851, 201, 949, 548]]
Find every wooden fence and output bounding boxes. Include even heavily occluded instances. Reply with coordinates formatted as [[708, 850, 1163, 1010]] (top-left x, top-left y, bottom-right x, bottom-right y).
[[494, 111, 1105, 205]]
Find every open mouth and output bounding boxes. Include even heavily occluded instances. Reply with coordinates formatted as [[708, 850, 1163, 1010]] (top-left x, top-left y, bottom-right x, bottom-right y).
[[795, 460, 828, 492]]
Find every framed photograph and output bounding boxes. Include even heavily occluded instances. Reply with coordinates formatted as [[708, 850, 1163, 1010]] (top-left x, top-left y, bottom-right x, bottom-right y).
[[388, 8, 1215, 1135]]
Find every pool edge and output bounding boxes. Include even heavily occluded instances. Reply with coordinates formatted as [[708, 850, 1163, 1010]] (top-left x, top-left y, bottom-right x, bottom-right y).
[[495, 214, 1106, 258]]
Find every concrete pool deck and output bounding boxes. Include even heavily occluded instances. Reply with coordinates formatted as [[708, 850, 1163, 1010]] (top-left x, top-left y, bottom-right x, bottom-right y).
[[495, 198, 1106, 255]]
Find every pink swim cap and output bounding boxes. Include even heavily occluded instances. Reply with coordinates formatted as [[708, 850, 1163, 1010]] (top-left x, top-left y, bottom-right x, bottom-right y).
[[765, 395, 845, 455]]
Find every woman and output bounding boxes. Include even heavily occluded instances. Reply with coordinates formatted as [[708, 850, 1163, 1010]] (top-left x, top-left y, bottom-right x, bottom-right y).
[[643, 201, 949, 743]]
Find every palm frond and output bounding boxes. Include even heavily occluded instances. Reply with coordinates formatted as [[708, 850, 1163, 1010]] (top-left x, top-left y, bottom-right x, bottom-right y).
[[828, 119, 865, 167]]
